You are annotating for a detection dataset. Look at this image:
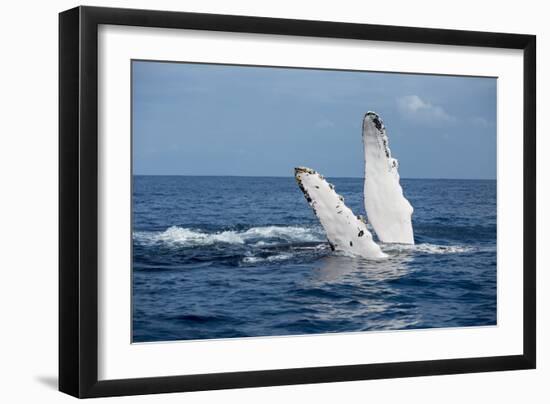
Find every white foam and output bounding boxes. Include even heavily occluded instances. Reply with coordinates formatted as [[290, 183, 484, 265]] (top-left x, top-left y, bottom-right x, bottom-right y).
[[381, 243, 478, 255], [242, 252, 294, 264], [242, 225, 322, 242], [133, 225, 325, 247]]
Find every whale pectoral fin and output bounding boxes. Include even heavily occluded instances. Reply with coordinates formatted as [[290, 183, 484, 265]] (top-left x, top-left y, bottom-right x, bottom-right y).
[[362, 112, 415, 244], [294, 167, 387, 259]]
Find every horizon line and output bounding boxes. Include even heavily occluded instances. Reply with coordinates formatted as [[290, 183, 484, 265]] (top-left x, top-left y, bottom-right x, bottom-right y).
[[132, 174, 496, 181]]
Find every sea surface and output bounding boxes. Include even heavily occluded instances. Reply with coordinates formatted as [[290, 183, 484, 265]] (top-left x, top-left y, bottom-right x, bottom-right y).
[[132, 176, 496, 342]]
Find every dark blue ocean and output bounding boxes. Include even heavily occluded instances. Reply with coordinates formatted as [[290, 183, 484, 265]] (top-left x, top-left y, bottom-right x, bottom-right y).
[[132, 176, 496, 343]]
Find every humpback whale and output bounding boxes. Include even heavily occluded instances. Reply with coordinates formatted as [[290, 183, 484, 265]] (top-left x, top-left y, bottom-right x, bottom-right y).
[[294, 167, 387, 259], [295, 112, 414, 259], [362, 112, 414, 244]]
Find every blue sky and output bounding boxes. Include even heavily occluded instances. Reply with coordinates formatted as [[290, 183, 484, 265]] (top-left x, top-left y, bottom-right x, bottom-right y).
[[132, 61, 496, 179]]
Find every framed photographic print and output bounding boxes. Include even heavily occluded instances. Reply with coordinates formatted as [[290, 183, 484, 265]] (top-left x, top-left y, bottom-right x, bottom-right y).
[[59, 6, 536, 398]]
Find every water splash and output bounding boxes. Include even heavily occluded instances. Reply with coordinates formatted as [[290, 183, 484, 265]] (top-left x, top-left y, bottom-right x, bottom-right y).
[[133, 225, 325, 247]]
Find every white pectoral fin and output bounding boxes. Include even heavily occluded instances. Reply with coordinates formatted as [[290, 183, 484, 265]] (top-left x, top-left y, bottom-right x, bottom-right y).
[[362, 112, 415, 244], [295, 167, 387, 259]]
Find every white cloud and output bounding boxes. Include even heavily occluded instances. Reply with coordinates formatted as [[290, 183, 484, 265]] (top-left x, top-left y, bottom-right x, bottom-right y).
[[471, 116, 494, 128], [397, 95, 455, 124]]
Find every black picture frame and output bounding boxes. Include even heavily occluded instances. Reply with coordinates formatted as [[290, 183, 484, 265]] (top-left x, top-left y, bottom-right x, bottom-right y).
[[59, 5, 536, 398]]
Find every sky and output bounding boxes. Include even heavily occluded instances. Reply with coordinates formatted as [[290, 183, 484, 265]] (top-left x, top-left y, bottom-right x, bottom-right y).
[[132, 60, 496, 179]]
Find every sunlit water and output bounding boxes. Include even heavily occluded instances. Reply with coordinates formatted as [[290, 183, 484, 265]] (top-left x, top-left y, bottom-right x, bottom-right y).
[[132, 176, 496, 342]]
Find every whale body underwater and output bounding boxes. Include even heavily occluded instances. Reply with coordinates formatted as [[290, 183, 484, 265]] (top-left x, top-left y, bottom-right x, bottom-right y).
[[295, 112, 414, 259]]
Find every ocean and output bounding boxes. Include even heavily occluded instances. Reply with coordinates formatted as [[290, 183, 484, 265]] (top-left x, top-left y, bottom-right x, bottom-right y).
[[132, 175, 496, 343]]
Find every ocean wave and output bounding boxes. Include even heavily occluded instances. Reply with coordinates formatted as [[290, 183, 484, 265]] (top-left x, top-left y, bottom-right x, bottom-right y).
[[242, 253, 295, 264], [133, 225, 489, 263], [381, 243, 483, 255], [133, 225, 325, 247]]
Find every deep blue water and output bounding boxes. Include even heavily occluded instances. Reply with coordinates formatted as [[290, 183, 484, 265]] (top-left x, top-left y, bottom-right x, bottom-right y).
[[132, 176, 496, 342]]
